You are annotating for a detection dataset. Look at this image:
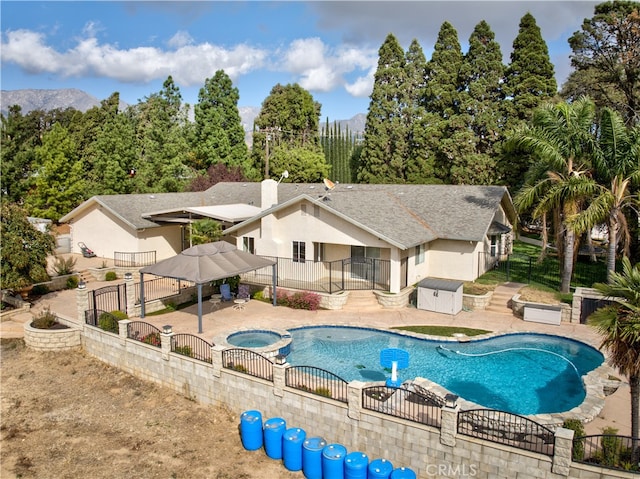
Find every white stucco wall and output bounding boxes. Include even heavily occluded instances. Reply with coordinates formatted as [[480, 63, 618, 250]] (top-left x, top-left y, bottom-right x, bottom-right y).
[[427, 239, 482, 281]]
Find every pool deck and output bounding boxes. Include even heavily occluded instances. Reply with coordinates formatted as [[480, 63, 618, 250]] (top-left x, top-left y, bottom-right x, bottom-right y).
[[1, 257, 632, 437]]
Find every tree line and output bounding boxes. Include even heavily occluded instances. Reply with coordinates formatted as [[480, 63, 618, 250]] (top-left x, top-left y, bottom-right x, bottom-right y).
[[1, 1, 638, 224]]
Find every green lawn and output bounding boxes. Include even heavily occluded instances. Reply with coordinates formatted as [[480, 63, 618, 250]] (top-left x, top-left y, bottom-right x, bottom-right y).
[[392, 325, 490, 337]]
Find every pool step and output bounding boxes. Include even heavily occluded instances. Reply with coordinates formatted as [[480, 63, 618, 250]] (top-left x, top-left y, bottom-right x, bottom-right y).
[[343, 290, 382, 311]]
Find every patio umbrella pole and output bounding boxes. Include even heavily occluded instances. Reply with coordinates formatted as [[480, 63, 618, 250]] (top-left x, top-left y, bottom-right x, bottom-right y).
[[272, 264, 277, 306], [197, 283, 203, 334], [140, 273, 145, 318]]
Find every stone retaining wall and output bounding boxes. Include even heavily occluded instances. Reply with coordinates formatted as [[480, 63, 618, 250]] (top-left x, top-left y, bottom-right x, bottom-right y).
[[463, 291, 493, 310], [373, 287, 413, 309], [77, 321, 629, 479], [23, 319, 82, 351]]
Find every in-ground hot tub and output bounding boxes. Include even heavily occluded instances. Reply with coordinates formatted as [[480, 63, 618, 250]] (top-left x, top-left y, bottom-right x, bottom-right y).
[[215, 328, 292, 358]]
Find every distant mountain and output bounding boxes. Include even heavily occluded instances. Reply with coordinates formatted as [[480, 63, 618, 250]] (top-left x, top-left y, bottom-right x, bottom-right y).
[[0, 88, 129, 116], [0, 89, 366, 140]]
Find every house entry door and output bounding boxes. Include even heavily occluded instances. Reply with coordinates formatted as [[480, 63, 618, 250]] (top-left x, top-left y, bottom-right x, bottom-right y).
[[350, 246, 381, 281]]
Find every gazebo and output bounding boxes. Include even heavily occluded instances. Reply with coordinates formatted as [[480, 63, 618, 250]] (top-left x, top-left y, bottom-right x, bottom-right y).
[[139, 241, 277, 333]]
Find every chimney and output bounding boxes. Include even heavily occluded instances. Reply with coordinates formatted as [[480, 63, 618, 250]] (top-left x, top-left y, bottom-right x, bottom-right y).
[[261, 179, 278, 209]]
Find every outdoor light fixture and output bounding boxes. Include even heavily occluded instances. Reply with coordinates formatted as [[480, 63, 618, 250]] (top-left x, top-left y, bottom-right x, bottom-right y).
[[275, 354, 286, 365], [78, 281, 86, 290], [162, 325, 173, 334], [124, 272, 133, 281], [444, 393, 459, 408]]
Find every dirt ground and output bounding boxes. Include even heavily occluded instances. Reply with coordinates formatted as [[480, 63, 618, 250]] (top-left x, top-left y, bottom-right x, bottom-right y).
[[0, 339, 300, 479]]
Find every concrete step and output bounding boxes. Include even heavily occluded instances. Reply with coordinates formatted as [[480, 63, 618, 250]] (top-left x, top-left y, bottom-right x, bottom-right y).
[[78, 270, 92, 284], [342, 290, 381, 311]]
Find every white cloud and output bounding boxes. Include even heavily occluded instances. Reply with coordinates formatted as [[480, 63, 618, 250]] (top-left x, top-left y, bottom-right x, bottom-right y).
[[281, 37, 377, 94], [0, 28, 268, 85], [167, 30, 194, 49]]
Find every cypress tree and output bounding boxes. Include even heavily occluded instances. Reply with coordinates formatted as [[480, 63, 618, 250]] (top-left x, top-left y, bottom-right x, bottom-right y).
[[357, 33, 408, 183]]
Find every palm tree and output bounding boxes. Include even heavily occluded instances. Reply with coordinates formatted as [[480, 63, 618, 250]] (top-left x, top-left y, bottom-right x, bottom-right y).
[[569, 108, 640, 282], [590, 256, 640, 443], [510, 98, 598, 293]]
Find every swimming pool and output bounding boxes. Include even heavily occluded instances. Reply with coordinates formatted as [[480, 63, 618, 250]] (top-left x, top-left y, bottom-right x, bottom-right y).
[[286, 326, 604, 415]]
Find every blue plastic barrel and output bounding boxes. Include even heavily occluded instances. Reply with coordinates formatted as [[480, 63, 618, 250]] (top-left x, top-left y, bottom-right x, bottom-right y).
[[263, 417, 286, 459], [344, 452, 368, 479], [240, 410, 263, 451], [322, 444, 347, 479], [282, 427, 306, 471], [302, 436, 326, 479], [368, 459, 394, 478], [390, 467, 417, 479]]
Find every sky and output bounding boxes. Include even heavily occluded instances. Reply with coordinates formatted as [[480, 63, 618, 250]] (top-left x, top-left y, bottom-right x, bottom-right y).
[[1, 1, 600, 120]]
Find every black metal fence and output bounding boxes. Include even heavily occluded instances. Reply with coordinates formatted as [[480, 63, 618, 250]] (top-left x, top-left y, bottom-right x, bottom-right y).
[[88, 283, 127, 316], [479, 252, 608, 290], [171, 334, 213, 364], [135, 276, 194, 304], [362, 385, 443, 428], [285, 366, 348, 403], [126, 321, 162, 347], [573, 435, 640, 473], [114, 250, 156, 267], [84, 309, 120, 334], [458, 409, 555, 456], [222, 348, 274, 382], [241, 256, 391, 293]]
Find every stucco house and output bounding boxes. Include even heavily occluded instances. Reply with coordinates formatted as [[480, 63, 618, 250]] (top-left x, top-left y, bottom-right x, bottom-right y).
[[61, 180, 516, 293]]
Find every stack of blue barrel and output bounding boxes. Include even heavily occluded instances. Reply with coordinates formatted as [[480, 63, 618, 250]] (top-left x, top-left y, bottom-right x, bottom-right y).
[[240, 410, 417, 479]]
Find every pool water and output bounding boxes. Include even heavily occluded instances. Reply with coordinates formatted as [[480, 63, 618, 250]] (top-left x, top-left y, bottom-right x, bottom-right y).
[[227, 330, 281, 348], [286, 326, 604, 415]]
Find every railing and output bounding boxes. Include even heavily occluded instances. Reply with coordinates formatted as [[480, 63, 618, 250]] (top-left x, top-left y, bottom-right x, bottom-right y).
[[241, 256, 391, 293], [362, 385, 443, 428], [126, 321, 162, 347], [573, 434, 640, 473], [222, 348, 273, 382], [84, 309, 120, 334], [114, 250, 156, 267], [135, 276, 195, 304], [458, 409, 555, 456], [171, 334, 213, 364], [285, 366, 348, 403]]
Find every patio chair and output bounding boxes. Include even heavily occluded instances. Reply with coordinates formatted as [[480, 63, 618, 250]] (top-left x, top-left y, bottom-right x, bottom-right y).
[[237, 284, 250, 301], [220, 283, 234, 302]]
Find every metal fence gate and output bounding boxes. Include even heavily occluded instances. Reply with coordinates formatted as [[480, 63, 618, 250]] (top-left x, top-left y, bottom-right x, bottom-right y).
[[88, 283, 127, 316]]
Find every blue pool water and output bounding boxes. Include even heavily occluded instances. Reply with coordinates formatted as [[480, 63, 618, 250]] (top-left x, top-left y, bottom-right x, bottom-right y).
[[286, 326, 604, 415], [228, 330, 281, 348]]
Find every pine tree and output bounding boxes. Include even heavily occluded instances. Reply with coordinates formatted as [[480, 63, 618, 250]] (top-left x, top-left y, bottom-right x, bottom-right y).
[[133, 76, 190, 193], [358, 34, 408, 183], [404, 39, 437, 183], [25, 123, 85, 221], [452, 20, 505, 185], [501, 12, 558, 190], [192, 70, 248, 171], [250, 83, 326, 181], [425, 22, 465, 182]]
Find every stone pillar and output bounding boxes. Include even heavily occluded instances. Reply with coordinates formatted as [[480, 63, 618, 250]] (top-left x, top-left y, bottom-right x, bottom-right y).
[[211, 345, 225, 378], [440, 404, 459, 447], [273, 364, 287, 398], [552, 427, 574, 477], [119, 319, 130, 346], [76, 285, 90, 323], [125, 275, 137, 318], [347, 381, 366, 420], [160, 330, 173, 361]]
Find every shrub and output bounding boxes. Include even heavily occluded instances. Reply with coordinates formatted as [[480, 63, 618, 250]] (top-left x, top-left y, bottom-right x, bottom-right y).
[[31, 307, 57, 329], [105, 271, 117, 281], [174, 345, 194, 357], [277, 290, 321, 310], [563, 419, 585, 460], [52, 255, 77, 276], [31, 284, 50, 296], [232, 364, 248, 373], [98, 310, 128, 333], [601, 427, 621, 467], [66, 276, 79, 289], [314, 387, 332, 398], [141, 332, 161, 346]]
